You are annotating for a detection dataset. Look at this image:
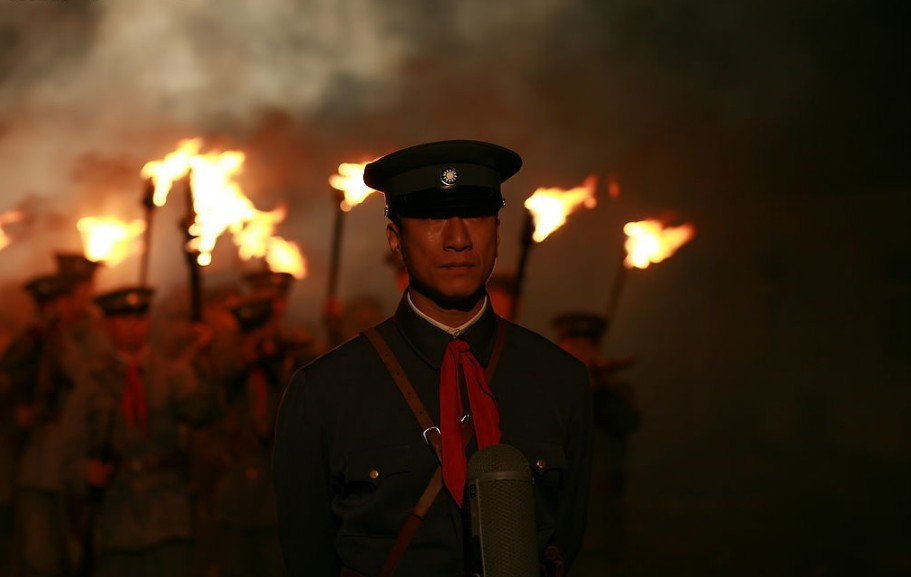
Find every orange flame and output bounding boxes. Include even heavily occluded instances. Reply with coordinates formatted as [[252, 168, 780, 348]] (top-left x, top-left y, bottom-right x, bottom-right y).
[[0, 209, 24, 251], [76, 216, 146, 266], [623, 219, 695, 269], [329, 162, 377, 211], [143, 140, 307, 270], [141, 139, 202, 207], [524, 175, 598, 242], [265, 237, 307, 279]]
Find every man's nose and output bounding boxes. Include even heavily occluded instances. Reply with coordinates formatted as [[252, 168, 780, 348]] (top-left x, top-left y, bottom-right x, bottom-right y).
[[442, 217, 472, 251]]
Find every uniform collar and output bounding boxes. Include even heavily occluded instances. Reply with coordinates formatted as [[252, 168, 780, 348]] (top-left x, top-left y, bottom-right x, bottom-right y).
[[393, 292, 498, 370]]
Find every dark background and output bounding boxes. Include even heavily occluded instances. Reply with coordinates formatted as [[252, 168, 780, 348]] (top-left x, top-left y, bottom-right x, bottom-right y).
[[1, 1, 909, 574]]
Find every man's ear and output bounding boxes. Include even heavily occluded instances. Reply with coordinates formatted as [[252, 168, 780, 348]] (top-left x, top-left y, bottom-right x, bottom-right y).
[[386, 221, 403, 259]]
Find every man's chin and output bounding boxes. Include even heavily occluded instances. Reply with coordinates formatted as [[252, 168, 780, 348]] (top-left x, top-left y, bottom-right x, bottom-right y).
[[411, 286, 486, 312]]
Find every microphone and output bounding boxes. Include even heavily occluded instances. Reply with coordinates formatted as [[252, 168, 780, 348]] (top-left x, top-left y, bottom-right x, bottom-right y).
[[467, 444, 539, 577]]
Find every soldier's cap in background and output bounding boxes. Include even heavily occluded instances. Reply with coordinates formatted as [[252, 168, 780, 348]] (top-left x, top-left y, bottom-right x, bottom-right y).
[[229, 295, 274, 333], [243, 270, 294, 297], [94, 286, 155, 317], [24, 273, 76, 304], [54, 252, 101, 282], [363, 139, 522, 219], [552, 311, 608, 343]]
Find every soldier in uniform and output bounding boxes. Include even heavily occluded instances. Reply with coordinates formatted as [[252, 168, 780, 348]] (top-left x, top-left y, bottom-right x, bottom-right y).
[[4, 273, 83, 577], [0, 321, 13, 576], [242, 270, 315, 367], [552, 312, 641, 577], [210, 295, 292, 577], [52, 253, 108, 371], [274, 140, 593, 577], [62, 286, 215, 577]]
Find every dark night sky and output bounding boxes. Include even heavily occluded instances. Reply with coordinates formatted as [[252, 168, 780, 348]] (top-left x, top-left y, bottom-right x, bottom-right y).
[[1, 1, 909, 574]]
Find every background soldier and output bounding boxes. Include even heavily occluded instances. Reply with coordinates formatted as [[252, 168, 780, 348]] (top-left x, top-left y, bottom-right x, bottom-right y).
[[53, 252, 108, 373], [0, 320, 13, 576], [241, 270, 315, 365], [552, 311, 641, 577], [62, 286, 216, 577], [210, 295, 292, 577], [5, 273, 82, 577]]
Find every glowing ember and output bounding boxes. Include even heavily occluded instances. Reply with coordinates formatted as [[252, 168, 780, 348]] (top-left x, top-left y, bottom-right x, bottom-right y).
[[143, 139, 307, 270], [524, 175, 598, 242], [76, 216, 146, 266], [623, 219, 695, 269], [265, 237, 307, 279], [141, 139, 202, 207], [0, 210, 24, 251], [329, 162, 377, 211]]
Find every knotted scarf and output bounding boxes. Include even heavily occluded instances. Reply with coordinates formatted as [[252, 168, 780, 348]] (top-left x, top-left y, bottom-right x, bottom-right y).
[[439, 339, 501, 507], [122, 360, 148, 434]]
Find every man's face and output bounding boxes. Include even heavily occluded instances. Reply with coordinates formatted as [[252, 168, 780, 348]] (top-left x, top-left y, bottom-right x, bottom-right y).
[[106, 314, 151, 354], [387, 215, 499, 307]]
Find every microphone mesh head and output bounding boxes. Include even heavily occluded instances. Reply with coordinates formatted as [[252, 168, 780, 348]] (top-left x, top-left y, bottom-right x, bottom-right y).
[[467, 444, 530, 477], [468, 444, 538, 577]]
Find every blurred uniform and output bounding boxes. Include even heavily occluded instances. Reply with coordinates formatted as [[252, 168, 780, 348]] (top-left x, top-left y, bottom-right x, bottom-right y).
[[53, 253, 109, 376], [4, 273, 83, 577], [553, 312, 641, 577], [62, 286, 215, 577], [240, 270, 316, 369], [0, 323, 13, 576], [211, 296, 292, 577]]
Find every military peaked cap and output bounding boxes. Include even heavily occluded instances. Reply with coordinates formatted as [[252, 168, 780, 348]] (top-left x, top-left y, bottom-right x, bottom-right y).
[[230, 295, 275, 333], [243, 270, 294, 297], [552, 311, 608, 342], [94, 286, 155, 316], [363, 139, 522, 219], [24, 273, 76, 304], [55, 252, 100, 282]]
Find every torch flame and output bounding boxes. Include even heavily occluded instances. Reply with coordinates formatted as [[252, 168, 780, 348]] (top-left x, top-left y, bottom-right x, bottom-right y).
[[265, 236, 307, 279], [524, 175, 598, 242], [143, 139, 308, 271], [0, 209, 24, 251], [76, 216, 147, 266], [623, 219, 695, 269], [141, 138, 202, 207], [329, 162, 377, 211]]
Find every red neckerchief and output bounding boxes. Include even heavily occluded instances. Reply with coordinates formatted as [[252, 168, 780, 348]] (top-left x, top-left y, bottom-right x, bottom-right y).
[[122, 360, 148, 434], [439, 339, 500, 507]]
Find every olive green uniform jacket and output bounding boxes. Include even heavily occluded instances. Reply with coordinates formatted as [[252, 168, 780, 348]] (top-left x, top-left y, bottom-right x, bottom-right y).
[[274, 296, 593, 577], [63, 348, 214, 550]]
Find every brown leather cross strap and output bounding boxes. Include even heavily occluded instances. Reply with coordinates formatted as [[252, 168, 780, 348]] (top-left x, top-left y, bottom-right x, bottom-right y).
[[361, 317, 507, 577]]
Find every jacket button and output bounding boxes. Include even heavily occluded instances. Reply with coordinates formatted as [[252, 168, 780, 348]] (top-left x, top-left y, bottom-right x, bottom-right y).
[[536, 459, 547, 470], [369, 469, 380, 480]]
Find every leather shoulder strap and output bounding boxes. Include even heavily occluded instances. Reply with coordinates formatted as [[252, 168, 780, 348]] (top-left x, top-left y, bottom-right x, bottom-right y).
[[363, 328, 435, 433]]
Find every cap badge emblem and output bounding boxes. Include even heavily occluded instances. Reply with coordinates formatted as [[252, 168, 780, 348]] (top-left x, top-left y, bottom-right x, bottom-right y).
[[440, 167, 458, 186]]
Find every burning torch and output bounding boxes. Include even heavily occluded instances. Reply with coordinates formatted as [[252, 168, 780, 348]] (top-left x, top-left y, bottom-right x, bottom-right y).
[[604, 218, 696, 324], [76, 216, 146, 269], [511, 175, 598, 320], [325, 161, 377, 346]]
